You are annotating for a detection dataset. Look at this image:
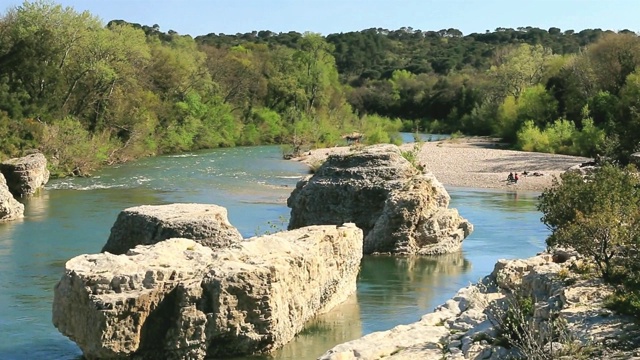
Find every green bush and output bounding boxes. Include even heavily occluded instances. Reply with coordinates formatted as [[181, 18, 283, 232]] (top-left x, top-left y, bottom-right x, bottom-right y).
[[516, 120, 550, 152], [606, 290, 640, 318], [572, 117, 606, 157], [538, 164, 640, 281], [360, 114, 402, 145], [39, 117, 116, 176]]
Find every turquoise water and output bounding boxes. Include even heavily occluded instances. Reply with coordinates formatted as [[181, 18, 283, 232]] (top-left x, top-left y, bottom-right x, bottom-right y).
[[0, 144, 547, 360], [399, 132, 450, 143]]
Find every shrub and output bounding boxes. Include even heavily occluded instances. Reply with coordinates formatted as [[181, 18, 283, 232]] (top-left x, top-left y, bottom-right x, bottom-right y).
[[538, 164, 640, 281], [605, 291, 640, 318], [516, 120, 550, 152], [488, 291, 596, 359], [39, 117, 116, 176]]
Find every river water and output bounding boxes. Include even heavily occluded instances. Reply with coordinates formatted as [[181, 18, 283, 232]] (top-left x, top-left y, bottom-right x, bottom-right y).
[[0, 143, 547, 360]]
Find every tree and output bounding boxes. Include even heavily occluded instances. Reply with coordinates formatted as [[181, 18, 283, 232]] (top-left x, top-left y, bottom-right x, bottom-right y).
[[490, 44, 554, 98], [586, 33, 640, 95], [538, 164, 640, 280]]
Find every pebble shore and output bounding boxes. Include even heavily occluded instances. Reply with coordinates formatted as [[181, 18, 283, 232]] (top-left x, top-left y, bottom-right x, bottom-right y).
[[294, 137, 590, 192]]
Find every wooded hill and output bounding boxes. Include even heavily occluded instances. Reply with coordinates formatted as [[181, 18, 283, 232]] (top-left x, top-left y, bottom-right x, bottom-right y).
[[1, 2, 638, 176]]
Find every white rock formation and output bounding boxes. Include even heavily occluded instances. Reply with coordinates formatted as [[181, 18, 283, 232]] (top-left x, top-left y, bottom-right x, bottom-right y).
[[287, 144, 472, 255], [0, 172, 23, 221], [54, 224, 363, 359], [0, 153, 49, 197], [102, 203, 243, 254]]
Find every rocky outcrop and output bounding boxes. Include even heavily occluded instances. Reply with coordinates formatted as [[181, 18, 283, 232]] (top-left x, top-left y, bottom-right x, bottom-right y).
[[287, 144, 472, 255], [54, 224, 363, 359], [320, 252, 640, 360], [0, 172, 24, 221], [102, 203, 243, 254], [0, 153, 49, 197]]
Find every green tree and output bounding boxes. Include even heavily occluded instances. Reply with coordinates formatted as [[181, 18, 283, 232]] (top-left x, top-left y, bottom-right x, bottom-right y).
[[538, 164, 640, 280], [586, 32, 640, 95], [490, 44, 554, 98]]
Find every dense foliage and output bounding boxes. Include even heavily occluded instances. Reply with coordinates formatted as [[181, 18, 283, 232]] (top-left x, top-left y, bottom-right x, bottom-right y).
[[538, 165, 640, 316], [1, 1, 640, 175], [198, 25, 640, 163], [0, 1, 398, 176]]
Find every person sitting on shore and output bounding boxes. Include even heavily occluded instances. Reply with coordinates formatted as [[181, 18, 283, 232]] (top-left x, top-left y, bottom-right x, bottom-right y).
[[507, 172, 514, 182]]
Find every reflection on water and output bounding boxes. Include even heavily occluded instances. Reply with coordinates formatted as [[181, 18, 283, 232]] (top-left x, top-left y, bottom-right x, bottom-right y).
[[0, 146, 550, 360], [255, 294, 362, 360], [357, 253, 471, 334], [243, 254, 472, 360]]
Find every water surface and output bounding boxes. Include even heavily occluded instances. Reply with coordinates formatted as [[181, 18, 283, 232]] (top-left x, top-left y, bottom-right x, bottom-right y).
[[0, 145, 547, 359]]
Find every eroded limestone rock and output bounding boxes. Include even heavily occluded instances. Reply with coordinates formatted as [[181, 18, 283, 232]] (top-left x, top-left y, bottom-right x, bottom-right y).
[[287, 144, 472, 255], [321, 253, 640, 359], [0, 153, 49, 197], [0, 172, 24, 221], [54, 224, 363, 359], [102, 203, 243, 254]]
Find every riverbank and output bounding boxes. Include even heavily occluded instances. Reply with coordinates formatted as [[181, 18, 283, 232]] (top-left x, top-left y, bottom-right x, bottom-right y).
[[320, 252, 640, 359], [294, 137, 590, 192]]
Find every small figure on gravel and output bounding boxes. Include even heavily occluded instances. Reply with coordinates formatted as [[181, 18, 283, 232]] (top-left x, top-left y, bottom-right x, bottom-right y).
[[514, 173, 519, 183], [507, 172, 514, 182]]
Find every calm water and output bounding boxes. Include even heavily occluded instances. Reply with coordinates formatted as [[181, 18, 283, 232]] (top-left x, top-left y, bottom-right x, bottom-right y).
[[0, 144, 547, 360], [399, 132, 450, 143]]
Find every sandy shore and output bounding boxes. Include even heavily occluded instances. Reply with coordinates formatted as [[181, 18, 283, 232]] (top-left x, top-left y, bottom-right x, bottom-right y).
[[292, 137, 590, 192]]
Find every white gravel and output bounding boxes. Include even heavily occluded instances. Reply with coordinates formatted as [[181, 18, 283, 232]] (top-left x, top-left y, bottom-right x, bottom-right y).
[[293, 137, 590, 192]]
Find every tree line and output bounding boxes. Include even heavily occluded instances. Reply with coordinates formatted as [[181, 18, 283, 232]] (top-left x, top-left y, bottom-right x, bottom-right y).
[[1, 1, 639, 176], [199, 25, 640, 163], [0, 1, 401, 176]]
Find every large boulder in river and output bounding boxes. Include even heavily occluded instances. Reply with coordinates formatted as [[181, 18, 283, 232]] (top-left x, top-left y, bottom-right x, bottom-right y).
[[102, 203, 243, 254], [0, 153, 49, 197], [0, 173, 24, 221], [287, 144, 472, 255], [53, 224, 363, 359]]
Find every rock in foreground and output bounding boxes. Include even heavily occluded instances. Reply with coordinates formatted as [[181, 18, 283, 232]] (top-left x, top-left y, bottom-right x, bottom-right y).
[[320, 253, 640, 360], [0, 173, 23, 221], [102, 203, 243, 254], [0, 153, 49, 197], [287, 144, 472, 255], [54, 224, 363, 359]]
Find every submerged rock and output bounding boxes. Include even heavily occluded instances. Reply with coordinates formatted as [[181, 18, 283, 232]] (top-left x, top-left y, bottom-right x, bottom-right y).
[[102, 203, 243, 254], [0, 172, 24, 221], [287, 144, 472, 255], [53, 224, 363, 359], [0, 153, 49, 197]]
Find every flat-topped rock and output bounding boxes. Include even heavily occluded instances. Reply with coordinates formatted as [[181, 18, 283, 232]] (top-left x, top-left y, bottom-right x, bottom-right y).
[[0, 153, 49, 197], [287, 144, 472, 255], [102, 203, 243, 254], [0, 173, 23, 221], [54, 224, 363, 359]]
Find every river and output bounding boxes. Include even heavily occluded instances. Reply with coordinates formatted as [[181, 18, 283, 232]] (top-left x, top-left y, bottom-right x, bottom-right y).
[[0, 143, 547, 360]]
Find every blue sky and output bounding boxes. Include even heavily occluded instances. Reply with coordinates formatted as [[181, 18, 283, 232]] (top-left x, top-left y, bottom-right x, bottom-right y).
[[2, 0, 639, 36]]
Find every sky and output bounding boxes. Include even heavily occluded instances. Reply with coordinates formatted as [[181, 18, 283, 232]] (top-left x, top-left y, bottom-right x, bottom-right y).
[[1, 0, 639, 37]]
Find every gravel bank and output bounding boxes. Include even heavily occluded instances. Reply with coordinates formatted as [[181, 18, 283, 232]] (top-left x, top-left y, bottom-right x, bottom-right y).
[[293, 138, 590, 192]]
